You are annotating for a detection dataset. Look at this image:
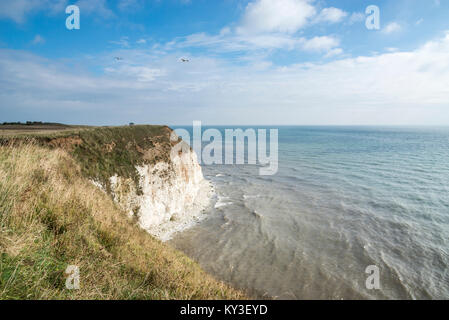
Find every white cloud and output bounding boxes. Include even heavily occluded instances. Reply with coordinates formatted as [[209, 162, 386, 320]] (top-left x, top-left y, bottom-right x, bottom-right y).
[[137, 39, 147, 44], [0, 0, 114, 23], [324, 47, 343, 58], [385, 47, 399, 53], [3, 31, 449, 125], [220, 27, 232, 36], [0, 0, 67, 23], [173, 31, 341, 56], [105, 65, 165, 82], [129, 0, 342, 57], [118, 0, 143, 11], [0, 0, 39, 22], [238, 0, 316, 34], [348, 12, 365, 24], [32, 34, 45, 45], [383, 22, 402, 34], [110, 37, 130, 48], [315, 7, 348, 24], [301, 36, 340, 52], [75, 0, 114, 18], [165, 0, 342, 57]]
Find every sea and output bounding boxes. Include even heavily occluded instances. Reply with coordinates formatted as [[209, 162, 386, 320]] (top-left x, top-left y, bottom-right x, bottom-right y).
[[170, 126, 449, 299]]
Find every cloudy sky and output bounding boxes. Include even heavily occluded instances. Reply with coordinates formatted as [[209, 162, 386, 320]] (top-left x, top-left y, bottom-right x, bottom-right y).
[[0, 0, 448, 125]]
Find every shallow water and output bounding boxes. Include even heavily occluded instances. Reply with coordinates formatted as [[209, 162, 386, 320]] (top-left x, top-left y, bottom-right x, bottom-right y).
[[170, 126, 449, 299]]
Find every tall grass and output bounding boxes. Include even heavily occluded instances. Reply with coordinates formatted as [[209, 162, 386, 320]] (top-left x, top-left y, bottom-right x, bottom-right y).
[[0, 142, 245, 300]]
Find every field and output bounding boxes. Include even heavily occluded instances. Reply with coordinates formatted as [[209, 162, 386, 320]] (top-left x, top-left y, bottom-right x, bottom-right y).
[[0, 123, 87, 137]]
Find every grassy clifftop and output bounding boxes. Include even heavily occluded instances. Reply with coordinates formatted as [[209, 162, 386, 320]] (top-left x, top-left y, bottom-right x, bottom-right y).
[[0, 127, 245, 300], [1, 125, 178, 193]]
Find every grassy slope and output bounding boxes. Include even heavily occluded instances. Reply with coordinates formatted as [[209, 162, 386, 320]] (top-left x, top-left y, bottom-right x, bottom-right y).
[[0, 129, 245, 300]]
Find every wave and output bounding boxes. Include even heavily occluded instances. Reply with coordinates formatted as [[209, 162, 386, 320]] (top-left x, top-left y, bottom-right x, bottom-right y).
[[214, 196, 233, 208], [243, 194, 261, 200]]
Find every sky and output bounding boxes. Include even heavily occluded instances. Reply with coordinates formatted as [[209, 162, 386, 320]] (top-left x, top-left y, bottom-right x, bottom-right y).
[[0, 0, 448, 125]]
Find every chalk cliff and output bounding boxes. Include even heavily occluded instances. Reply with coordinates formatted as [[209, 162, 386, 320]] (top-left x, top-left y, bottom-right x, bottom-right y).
[[108, 144, 211, 241]]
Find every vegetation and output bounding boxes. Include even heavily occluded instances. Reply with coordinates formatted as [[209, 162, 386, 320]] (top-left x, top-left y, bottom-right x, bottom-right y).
[[0, 126, 245, 300], [1, 121, 71, 126], [71, 125, 175, 193], [1, 125, 179, 193], [0, 142, 245, 299]]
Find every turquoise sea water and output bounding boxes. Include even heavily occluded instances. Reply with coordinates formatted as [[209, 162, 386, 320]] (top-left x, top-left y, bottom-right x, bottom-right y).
[[171, 126, 449, 299]]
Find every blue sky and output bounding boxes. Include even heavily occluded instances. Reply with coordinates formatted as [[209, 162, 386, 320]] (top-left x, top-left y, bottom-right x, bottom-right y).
[[0, 0, 449, 125]]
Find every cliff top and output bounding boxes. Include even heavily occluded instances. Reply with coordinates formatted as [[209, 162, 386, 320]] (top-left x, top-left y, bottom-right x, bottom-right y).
[[0, 124, 179, 194]]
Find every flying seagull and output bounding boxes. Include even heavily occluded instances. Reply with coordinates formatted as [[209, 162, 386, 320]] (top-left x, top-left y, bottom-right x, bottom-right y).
[[180, 58, 190, 62]]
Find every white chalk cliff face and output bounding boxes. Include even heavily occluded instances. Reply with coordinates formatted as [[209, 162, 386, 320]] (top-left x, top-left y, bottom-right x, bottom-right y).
[[107, 147, 212, 241]]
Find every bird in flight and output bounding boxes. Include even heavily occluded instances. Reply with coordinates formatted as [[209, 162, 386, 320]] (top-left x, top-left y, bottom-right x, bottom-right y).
[[114, 57, 124, 61], [180, 58, 190, 62]]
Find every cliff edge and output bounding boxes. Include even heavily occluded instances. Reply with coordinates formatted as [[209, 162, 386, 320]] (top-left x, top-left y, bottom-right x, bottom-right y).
[[3, 125, 211, 240]]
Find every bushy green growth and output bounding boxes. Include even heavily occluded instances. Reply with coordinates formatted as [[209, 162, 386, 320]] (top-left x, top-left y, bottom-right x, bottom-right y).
[[71, 125, 174, 192], [1, 125, 177, 192]]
